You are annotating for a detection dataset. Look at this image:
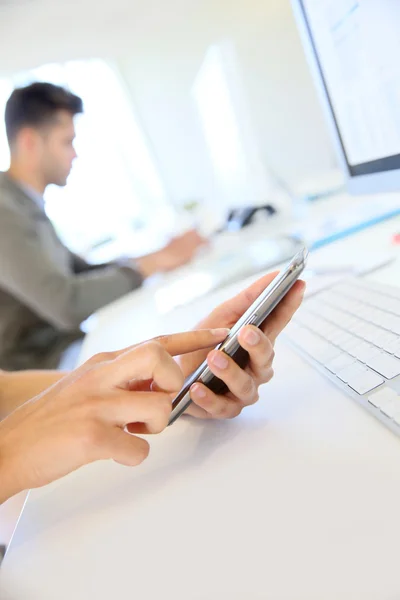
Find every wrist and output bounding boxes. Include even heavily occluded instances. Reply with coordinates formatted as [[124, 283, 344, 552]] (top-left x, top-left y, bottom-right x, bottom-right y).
[[135, 252, 161, 279]]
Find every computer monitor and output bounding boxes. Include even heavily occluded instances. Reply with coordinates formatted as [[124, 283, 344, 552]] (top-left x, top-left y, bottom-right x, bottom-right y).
[[292, 0, 400, 195]]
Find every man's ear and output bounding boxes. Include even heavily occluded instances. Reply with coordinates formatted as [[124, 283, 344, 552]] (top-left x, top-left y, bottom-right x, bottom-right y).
[[17, 127, 41, 153]]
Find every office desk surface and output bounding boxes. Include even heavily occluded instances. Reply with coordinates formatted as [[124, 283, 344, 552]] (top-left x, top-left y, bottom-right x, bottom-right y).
[[1, 217, 400, 600]]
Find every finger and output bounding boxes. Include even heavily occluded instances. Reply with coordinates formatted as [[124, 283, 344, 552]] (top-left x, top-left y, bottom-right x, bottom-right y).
[[100, 391, 172, 434], [91, 331, 228, 393], [262, 280, 305, 343], [82, 342, 182, 393], [238, 326, 275, 381], [111, 329, 229, 391], [184, 400, 211, 420], [81, 328, 229, 370], [105, 429, 150, 467], [200, 272, 280, 327], [206, 350, 259, 407], [150, 329, 229, 357], [190, 383, 243, 420]]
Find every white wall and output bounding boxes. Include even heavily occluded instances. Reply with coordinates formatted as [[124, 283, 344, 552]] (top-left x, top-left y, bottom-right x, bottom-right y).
[[0, 0, 336, 206]]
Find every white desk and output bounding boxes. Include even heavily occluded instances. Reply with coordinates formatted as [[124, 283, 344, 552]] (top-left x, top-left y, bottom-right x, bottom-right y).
[[1, 216, 400, 600]]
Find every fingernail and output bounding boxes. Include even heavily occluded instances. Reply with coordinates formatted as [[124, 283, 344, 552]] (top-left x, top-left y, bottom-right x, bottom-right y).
[[211, 328, 230, 337], [243, 329, 260, 346], [210, 351, 229, 370], [191, 383, 207, 399]]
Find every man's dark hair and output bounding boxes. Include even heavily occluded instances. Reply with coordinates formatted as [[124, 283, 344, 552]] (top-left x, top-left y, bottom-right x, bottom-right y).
[[5, 82, 83, 143]]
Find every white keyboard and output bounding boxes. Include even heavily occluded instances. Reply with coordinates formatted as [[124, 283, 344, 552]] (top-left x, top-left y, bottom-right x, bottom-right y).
[[284, 277, 400, 436]]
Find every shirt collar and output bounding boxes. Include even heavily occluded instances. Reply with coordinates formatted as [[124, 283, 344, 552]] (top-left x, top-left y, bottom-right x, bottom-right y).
[[18, 182, 45, 211]]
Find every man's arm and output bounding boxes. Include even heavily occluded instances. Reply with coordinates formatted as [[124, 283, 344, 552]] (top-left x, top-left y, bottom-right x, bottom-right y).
[[71, 229, 208, 279], [0, 205, 143, 331], [0, 370, 65, 420], [70, 253, 110, 274]]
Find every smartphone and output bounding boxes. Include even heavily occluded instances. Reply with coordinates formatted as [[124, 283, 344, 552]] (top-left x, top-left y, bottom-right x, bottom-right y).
[[168, 246, 308, 426]]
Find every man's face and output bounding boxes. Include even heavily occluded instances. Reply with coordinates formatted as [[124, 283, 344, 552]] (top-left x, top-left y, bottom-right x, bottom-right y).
[[37, 110, 78, 187]]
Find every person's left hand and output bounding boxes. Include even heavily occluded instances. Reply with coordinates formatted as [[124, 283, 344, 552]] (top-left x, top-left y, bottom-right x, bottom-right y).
[[177, 272, 305, 420]]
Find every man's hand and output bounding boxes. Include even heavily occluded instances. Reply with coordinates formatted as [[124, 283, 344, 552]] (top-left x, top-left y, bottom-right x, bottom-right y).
[[136, 229, 207, 277], [0, 329, 228, 503], [177, 273, 305, 420]]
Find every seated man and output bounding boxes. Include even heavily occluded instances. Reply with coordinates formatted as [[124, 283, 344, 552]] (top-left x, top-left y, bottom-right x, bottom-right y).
[[0, 82, 204, 371], [0, 272, 304, 503]]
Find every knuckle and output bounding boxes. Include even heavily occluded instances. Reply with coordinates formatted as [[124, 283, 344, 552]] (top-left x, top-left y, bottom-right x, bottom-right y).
[[91, 351, 115, 364], [248, 390, 260, 406], [80, 364, 103, 386], [240, 377, 256, 401], [227, 404, 243, 419], [144, 340, 165, 360], [153, 334, 171, 348], [214, 400, 234, 420], [215, 404, 230, 419]]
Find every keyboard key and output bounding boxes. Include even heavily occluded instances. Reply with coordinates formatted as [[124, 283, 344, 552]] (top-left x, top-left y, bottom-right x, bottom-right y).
[[340, 337, 363, 353], [346, 369, 385, 396], [351, 342, 381, 363], [381, 315, 400, 335], [326, 353, 355, 374], [362, 326, 390, 346], [381, 401, 400, 419], [385, 339, 400, 357], [316, 343, 341, 363], [368, 387, 400, 417], [375, 332, 399, 351], [337, 362, 367, 383], [365, 353, 400, 379], [329, 331, 354, 346]]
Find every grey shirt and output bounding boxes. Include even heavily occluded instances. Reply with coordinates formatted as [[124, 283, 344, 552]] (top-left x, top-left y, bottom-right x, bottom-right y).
[[0, 172, 143, 371]]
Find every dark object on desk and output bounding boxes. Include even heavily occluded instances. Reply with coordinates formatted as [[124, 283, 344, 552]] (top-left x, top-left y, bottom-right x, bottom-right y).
[[225, 204, 276, 231]]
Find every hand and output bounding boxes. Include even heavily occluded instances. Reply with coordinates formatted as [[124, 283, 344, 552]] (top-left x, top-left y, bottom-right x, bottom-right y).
[[136, 229, 207, 277], [158, 229, 207, 272], [177, 273, 305, 420], [0, 329, 228, 503]]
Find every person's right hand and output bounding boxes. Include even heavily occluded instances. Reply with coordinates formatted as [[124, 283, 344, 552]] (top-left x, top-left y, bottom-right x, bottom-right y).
[[0, 329, 228, 503], [136, 229, 207, 277], [158, 229, 207, 272]]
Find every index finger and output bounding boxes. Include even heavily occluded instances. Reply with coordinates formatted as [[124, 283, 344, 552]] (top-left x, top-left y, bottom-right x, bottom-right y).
[[146, 328, 230, 356], [88, 329, 230, 391], [84, 328, 229, 366]]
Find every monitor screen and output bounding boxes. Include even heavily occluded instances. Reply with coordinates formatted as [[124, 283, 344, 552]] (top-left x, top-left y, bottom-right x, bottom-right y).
[[296, 0, 400, 184]]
